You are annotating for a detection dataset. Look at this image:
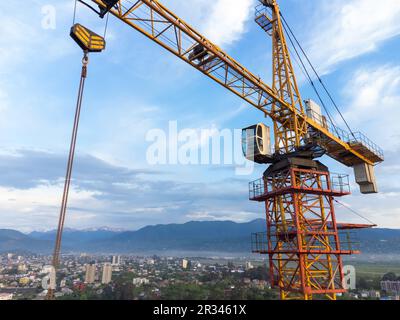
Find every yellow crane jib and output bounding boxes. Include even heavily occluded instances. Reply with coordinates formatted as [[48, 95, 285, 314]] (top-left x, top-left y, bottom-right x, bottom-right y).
[[70, 23, 106, 53]]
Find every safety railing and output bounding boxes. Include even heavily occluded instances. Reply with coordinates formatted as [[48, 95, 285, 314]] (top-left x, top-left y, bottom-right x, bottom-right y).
[[254, 2, 274, 34], [249, 178, 266, 199], [251, 230, 360, 253], [348, 131, 385, 160], [306, 108, 384, 161], [255, 2, 272, 19], [249, 172, 350, 199], [338, 231, 361, 252], [252, 232, 268, 253], [330, 173, 351, 194]]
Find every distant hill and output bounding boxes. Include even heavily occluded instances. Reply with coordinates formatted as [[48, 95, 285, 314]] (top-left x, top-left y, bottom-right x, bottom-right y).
[[0, 229, 53, 253], [354, 228, 400, 255], [88, 220, 400, 255], [1, 220, 400, 257], [29, 228, 122, 247], [90, 219, 266, 253]]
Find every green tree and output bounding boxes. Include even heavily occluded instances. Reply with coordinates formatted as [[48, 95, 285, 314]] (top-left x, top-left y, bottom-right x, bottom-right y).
[[382, 272, 397, 281], [102, 285, 114, 300], [112, 282, 134, 300], [357, 277, 368, 290], [161, 283, 207, 300]]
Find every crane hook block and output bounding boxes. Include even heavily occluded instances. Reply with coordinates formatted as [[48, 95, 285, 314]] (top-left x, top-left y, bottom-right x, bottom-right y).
[[70, 24, 106, 53]]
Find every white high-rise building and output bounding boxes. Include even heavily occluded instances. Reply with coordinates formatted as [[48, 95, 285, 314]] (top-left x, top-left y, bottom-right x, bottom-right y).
[[102, 263, 112, 284], [112, 255, 121, 266], [182, 259, 189, 269], [84, 264, 96, 284], [245, 262, 254, 270]]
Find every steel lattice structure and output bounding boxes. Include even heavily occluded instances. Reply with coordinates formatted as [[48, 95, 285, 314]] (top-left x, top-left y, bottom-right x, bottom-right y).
[[250, 164, 358, 300]]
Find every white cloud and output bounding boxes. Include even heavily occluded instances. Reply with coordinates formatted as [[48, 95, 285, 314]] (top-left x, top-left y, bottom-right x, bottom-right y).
[[332, 64, 400, 228], [202, 0, 254, 46], [0, 87, 9, 113], [186, 210, 257, 222], [342, 65, 400, 150], [167, 0, 254, 47], [308, 0, 400, 73], [0, 1, 76, 72], [336, 192, 400, 229], [0, 183, 102, 232], [84, 100, 163, 168]]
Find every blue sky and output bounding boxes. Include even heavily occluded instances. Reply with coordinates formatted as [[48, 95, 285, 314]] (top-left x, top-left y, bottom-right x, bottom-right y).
[[0, 0, 400, 232]]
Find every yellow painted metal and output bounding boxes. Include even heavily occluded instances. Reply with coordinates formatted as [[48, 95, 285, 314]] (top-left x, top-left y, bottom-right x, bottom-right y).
[[270, 2, 308, 153], [91, 0, 380, 166], [267, 170, 345, 300], [70, 24, 106, 53]]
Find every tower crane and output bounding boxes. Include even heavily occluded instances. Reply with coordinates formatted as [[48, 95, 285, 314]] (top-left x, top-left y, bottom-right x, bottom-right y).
[[48, 0, 384, 300]]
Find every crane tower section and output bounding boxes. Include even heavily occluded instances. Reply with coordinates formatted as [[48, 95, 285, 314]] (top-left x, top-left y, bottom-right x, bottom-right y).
[[247, 0, 381, 299], [258, 1, 308, 154], [249, 160, 357, 300]]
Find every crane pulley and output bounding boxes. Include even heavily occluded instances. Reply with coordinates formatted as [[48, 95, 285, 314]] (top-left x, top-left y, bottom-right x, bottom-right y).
[[70, 24, 106, 53], [74, 0, 118, 18]]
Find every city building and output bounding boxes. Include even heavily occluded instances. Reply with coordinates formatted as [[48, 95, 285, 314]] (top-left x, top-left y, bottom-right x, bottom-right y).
[[245, 261, 254, 270], [0, 293, 13, 300], [182, 259, 189, 269], [112, 255, 121, 266], [102, 263, 112, 284], [381, 280, 400, 295], [133, 277, 149, 286], [368, 290, 381, 299], [85, 264, 96, 284]]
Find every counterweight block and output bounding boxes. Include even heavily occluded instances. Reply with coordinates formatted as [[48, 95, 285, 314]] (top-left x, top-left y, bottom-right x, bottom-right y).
[[70, 23, 106, 53]]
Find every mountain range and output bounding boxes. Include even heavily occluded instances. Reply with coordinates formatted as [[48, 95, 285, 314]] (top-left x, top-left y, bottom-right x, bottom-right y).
[[0, 219, 399, 258]]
